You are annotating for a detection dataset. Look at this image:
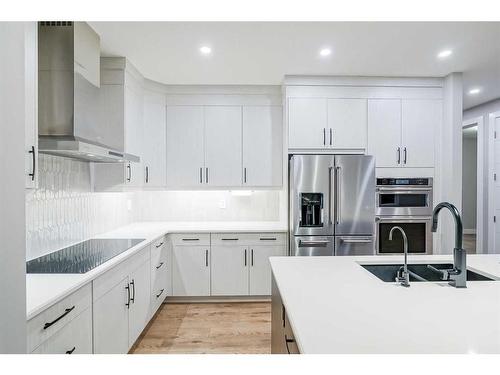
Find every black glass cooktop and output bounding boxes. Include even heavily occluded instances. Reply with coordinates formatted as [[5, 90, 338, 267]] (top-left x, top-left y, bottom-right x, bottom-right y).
[[26, 238, 145, 274]]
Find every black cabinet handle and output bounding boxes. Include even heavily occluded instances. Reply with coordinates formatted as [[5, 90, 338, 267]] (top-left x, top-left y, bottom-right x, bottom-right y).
[[156, 289, 164, 299], [205, 250, 209, 267], [260, 237, 277, 241], [43, 306, 75, 329], [130, 280, 135, 303], [145, 166, 149, 184], [244, 167, 247, 183], [403, 147, 407, 164], [244, 249, 247, 266], [125, 284, 131, 308], [285, 335, 296, 354], [329, 128, 333, 146], [221, 238, 239, 241], [156, 262, 164, 270], [155, 242, 164, 248], [182, 238, 199, 241], [251, 249, 254, 267], [206, 167, 209, 184], [126, 164, 131, 182], [29, 145, 35, 181], [66, 347, 76, 354]]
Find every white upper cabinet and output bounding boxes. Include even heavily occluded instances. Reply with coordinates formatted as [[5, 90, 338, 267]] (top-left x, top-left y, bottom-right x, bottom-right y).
[[401, 99, 441, 168], [288, 98, 327, 149], [242, 106, 283, 187], [368, 99, 402, 168], [328, 99, 367, 150], [25, 22, 38, 189], [143, 90, 167, 188], [166, 106, 205, 188], [205, 106, 242, 187]]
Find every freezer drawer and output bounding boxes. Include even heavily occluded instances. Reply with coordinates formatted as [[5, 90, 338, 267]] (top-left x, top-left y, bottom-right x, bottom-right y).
[[291, 236, 334, 256], [335, 236, 374, 256]]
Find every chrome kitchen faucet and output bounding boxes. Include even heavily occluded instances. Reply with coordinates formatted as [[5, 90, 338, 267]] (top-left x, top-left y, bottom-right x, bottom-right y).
[[389, 226, 410, 287]]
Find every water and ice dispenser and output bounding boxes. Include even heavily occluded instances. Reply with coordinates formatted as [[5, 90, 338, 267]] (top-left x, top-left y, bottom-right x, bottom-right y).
[[299, 193, 323, 227]]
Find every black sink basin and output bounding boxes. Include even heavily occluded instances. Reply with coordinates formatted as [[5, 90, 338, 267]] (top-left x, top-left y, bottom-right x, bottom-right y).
[[361, 263, 495, 282]]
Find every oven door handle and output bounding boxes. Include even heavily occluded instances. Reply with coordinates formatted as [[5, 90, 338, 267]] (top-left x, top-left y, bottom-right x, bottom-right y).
[[298, 240, 329, 247], [339, 238, 372, 244], [376, 187, 432, 192]]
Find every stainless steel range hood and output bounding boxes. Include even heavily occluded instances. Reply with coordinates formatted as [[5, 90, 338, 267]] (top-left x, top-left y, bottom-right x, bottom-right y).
[[38, 21, 139, 163]]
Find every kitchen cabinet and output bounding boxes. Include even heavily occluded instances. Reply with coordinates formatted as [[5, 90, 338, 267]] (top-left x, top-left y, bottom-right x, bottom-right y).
[[288, 98, 327, 149], [327, 99, 367, 150], [166, 106, 205, 188], [25, 22, 38, 189], [211, 242, 249, 296], [143, 90, 167, 188], [249, 245, 285, 295], [32, 308, 92, 354], [204, 106, 242, 187], [128, 259, 151, 347], [93, 57, 144, 191], [242, 106, 283, 187], [172, 235, 211, 296], [368, 99, 440, 168], [288, 98, 366, 151]]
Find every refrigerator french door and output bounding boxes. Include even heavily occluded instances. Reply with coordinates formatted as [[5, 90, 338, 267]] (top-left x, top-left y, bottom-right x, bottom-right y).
[[289, 154, 375, 256]]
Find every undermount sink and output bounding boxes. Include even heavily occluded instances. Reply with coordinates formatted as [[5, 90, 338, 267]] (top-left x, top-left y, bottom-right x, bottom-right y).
[[361, 263, 495, 283]]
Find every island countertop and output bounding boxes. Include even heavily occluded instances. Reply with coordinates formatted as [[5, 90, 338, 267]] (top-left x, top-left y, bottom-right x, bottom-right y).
[[270, 254, 500, 354]]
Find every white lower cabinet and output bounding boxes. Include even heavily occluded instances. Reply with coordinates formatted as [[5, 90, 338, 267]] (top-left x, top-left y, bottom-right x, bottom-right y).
[[32, 308, 92, 354], [211, 244, 249, 296], [249, 246, 285, 295], [150, 236, 171, 316], [128, 260, 152, 347]]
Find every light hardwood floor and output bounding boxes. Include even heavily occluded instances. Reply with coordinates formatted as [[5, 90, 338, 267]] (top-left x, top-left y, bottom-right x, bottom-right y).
[[131, 302, 271, 354]]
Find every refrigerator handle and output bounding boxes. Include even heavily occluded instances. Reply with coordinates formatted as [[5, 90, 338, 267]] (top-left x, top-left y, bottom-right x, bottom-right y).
[[336, 166, 342, 225], [328, 167, 333, 225]]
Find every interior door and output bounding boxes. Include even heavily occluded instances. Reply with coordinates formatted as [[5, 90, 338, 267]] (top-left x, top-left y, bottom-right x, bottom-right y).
[[172, 246, 210, 296], [334, 155, 376, 235], [249, 245, 285, 295], [128, 259, 151, 347], [402, 99, 441, 168], [166, 106, 205, 187], [242, 106, 283, 186], [328, 99, 367, 149], [211, 245, 249, 296], [492, 114, 500, 253], [204, 106, 242, 186], [288, 98, 328, 149], [367, 99, 402, 168], [93, 277, 130, 354]]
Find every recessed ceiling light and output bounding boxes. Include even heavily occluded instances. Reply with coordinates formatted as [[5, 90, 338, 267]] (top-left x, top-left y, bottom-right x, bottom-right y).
[[199, 46, 212, 55], [319, 48, 332, 57], [469, 88, 481, 95], [437, 49, 453, 59]]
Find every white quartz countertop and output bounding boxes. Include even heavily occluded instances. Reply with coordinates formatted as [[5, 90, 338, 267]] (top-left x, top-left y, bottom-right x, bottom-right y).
[[26, 221, 287, 320], [270, 254, 500, 354]]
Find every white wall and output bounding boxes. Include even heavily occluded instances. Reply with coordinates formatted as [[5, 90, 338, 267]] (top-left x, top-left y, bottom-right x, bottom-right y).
[[26, 155, 138, 260], [0, 22, 28, 353], [462, 133, 477, 231]]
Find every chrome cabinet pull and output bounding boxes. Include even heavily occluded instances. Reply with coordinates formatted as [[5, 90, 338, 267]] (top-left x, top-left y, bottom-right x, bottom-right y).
[[403, 147, 407, 165], [130, 280, 136, 303], [43, 306, 75, 329], [29, 145, 35, 181], [397, 147, 401, 165], [205, 250, 209, 267], [125, 284, 131, 308]]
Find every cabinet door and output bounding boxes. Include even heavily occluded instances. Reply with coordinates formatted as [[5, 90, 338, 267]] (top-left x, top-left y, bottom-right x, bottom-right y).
[[288, 98, 327, 149], [402, 99, 441, 168], [211, 245, 249, 296], [249, 246, 285, 295], [367, 99, 402, 168], [93, 277, 130, 354], [143, 91, 167, 187], [204, 106, 242, 187], [124, 85, 144, 188], [242, 106, 283, 187], [172, 246, 210, 296], [166, 106, 205, 187], [128, 259, 151, 347], [328, 99, 367, 149], [25, 22, 38, 189]]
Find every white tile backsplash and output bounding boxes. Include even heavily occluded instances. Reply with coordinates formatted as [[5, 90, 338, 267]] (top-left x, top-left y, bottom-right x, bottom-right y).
[[25, 155, 137, 260]]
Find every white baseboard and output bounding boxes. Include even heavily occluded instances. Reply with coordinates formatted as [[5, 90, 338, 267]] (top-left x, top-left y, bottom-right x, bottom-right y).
[[164, 296, 271, 303], [463, 229, 477, 235]]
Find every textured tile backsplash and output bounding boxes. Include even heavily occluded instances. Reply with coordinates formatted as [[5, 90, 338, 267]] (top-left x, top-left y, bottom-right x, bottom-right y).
[[26, 155, 137, 260]]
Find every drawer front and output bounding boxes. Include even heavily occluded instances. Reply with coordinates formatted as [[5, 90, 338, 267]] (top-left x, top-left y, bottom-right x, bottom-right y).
[[169, 233, 210, 246], [151, 269, 168, 314], [32, 308, 92, 354], [28, 283, 92, 352], [211, 232, 286, 246], [93, 244, 151, 301]]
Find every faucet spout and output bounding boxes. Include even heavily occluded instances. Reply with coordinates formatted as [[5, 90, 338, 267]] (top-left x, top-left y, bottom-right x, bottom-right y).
[[389, 226, 410, 287], [431, 202, 463, 250]]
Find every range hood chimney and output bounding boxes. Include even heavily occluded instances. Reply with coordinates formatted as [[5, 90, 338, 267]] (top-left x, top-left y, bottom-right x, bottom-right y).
[[38, 21, 139, 163]]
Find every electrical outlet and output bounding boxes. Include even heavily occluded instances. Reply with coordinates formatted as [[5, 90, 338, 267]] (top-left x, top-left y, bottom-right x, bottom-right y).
[[219, 199, 226, 209]]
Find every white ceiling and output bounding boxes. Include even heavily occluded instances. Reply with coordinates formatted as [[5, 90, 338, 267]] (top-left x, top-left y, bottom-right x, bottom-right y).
[[89, 22, 500, 109]]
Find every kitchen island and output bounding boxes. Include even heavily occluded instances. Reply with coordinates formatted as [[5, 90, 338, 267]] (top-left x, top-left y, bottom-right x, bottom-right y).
[[270, 254, 500, 354]]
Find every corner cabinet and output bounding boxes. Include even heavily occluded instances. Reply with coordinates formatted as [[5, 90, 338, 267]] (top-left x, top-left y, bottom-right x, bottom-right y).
[[288, 98, 367, 152], [367, 99, 441, 168], [166, 104, 282, 189]]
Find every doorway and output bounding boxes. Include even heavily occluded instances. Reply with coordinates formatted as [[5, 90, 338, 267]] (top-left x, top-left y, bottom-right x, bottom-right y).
[[462, 124, 478, 253]]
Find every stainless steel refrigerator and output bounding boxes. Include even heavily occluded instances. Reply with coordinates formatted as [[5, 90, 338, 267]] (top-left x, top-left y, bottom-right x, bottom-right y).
[[289, 154, 376, 256]]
